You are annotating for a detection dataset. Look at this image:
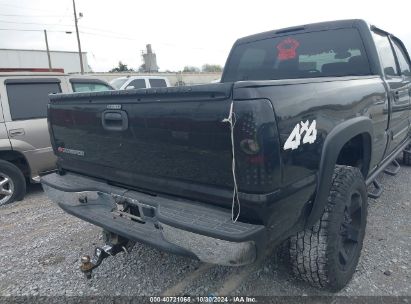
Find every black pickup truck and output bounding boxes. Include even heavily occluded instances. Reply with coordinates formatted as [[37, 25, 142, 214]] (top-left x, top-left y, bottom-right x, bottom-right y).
[[42, 19, 411, 291]]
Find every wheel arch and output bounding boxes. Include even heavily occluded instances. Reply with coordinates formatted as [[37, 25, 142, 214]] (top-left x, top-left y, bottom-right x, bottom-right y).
[[306, 117, 373, 227], [0, 150, 31, 178]]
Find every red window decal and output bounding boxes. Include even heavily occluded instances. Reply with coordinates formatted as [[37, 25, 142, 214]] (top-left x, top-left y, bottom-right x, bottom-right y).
[[277, 38, 300, 61]]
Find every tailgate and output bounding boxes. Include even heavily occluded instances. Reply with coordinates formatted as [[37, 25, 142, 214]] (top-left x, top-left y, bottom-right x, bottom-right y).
[[49, 84, 235, 194]]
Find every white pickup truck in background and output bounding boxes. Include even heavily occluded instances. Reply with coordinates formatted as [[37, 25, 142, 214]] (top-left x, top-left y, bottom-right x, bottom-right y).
[[110, 75, 170, 90]]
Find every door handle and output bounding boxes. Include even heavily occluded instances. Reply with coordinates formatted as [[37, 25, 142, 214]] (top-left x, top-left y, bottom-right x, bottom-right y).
[[8, 128, 25, 137], [101, 110, 128, 131], [374, 98, 385, 105]]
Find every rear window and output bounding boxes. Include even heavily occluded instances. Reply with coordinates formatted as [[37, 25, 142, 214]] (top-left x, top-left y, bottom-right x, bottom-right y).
[[110, 78, 128, 89], [149, 78, 167, 87], [72, 82, 112, 92], [127, 79, 146, 89], [223, 28, 371, 82], [6, 82, 61, 120]]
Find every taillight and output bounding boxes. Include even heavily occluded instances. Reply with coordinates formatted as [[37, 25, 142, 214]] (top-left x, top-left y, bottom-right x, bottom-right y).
[[234, 99, 280, 193]]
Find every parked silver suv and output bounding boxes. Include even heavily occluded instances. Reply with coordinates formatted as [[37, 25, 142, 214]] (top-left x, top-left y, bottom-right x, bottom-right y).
[[0, 72, 113, 205]]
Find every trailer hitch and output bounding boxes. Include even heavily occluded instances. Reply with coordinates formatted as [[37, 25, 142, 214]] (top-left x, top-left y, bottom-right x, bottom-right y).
[[80, 243, 130, 279]]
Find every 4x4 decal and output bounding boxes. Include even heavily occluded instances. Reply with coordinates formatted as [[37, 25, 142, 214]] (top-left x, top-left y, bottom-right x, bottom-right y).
[[284, 120, 317, 150]]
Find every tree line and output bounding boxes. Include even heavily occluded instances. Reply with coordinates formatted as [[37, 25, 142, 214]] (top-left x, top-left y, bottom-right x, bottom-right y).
[[109, 61, 222, 73]]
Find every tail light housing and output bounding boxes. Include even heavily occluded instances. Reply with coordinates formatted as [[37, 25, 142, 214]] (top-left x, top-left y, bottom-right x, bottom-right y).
[[234, 99, 281, 193]]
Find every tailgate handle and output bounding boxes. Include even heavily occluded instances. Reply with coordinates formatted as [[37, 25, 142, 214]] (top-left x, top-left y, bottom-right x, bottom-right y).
[[102, 110, 128, 131]]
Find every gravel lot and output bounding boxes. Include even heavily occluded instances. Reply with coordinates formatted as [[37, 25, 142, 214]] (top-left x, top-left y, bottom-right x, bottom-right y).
[[0, 160, 410, 297]]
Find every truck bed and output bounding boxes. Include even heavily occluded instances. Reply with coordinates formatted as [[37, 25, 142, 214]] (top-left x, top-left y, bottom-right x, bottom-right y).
[[48, 83, 281, 218]]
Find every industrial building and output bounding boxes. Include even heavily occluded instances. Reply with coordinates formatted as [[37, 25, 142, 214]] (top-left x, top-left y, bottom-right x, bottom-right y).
[[0, 49, 90, 73], [141, 44, 159, 72]]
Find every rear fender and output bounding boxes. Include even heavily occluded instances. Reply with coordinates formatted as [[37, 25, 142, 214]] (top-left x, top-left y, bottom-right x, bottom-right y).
[[306, 117, 373, 227]]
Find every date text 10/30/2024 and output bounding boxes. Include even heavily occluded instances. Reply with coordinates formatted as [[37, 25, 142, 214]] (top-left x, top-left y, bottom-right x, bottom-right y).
[[149, 296, 257, 303]]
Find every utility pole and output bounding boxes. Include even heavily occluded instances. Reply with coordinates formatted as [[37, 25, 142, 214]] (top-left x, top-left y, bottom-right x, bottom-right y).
[[44, 29, 52, 71], [72, 0, 84, 74]]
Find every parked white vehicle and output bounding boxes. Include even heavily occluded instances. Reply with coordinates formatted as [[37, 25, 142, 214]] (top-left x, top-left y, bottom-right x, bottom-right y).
[[0, 72, 113, 205], [110, 76, 170, 90]]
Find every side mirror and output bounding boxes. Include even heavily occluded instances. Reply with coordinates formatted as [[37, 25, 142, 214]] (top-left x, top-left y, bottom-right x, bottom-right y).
[[125, 85, 135, 90]]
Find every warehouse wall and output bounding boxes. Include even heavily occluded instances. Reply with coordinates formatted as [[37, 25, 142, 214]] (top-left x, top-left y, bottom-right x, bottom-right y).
[[0, 49, 90, 73]]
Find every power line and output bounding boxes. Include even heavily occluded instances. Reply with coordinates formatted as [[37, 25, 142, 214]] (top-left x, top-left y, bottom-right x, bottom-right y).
[[0, 25, 137, 40], [0, 3, 64, 13], [0, 13, 70, 18], [79, 25, 139, 36], [0, 25, 136, 39], [0, 27, 228, 53], [80, 30, 139, 41], [0, 19, 73, 27], [0, 28, 72, 33], [0, 18, 133, 37]]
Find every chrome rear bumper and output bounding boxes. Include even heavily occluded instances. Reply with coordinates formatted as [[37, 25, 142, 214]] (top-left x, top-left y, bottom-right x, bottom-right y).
[[42, 173, 265, 266]]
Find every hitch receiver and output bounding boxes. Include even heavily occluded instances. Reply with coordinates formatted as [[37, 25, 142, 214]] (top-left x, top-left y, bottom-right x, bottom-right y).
[[80, 244, 126, 279]]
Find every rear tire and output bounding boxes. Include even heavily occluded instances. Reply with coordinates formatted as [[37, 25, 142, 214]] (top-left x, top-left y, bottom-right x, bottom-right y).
[[289, 165, 368, 291], [0, 160, 26, 206]]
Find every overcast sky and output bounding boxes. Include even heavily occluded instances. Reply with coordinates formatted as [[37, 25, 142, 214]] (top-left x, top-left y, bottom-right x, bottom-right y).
[[0, 0, 410, 72]]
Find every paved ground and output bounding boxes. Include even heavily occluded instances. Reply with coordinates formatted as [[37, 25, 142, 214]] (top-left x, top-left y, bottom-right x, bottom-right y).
[[0, 160, 410, 297]]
